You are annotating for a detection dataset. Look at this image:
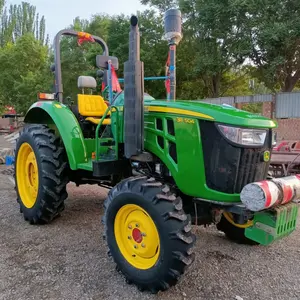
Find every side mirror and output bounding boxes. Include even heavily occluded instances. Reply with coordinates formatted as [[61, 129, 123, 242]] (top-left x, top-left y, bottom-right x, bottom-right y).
[[96, 69, 104, 78], [96, 55, 119, 70]]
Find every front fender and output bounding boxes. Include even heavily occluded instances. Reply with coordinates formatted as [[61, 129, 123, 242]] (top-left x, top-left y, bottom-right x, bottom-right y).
[[24, 101, 87, 170]]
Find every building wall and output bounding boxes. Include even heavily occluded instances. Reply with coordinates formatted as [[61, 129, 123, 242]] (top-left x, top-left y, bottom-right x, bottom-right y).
[[0, 118, 10, 129], [235, 101, 300, 141], [275, 119, 300, 141], [261, 102, 300, 141], [202, 93, 300, 142]]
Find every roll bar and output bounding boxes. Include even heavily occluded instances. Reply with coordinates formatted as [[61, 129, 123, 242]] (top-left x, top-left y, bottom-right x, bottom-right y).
[[54, 29, 109, 103]]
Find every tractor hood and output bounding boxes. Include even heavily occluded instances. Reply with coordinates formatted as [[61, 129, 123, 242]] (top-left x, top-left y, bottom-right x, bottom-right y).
[[144, 99, 277, 129]]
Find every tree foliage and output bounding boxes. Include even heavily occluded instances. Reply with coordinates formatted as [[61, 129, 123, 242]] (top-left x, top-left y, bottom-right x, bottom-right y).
[[0, 1, 48, 46], [142, 0, 300, 94], [0, 0, 300, 115], [142, 0, 251, 97], [0, 34, 51, 113], [0, 1, 50, 113], [59, 10, 170, 101], [246, 0, 300, 92]]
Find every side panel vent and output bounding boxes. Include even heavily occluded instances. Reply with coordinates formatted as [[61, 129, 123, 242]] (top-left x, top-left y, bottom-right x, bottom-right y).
[[157, 136, 164, 149], [167, 119, 175, 136], [169, 141, 177, 163], [156, 118, 163, 131]]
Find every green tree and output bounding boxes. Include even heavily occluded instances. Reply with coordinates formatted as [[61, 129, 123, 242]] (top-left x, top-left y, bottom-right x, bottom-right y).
[[141, 0, 300, 95], [0, 1, 48, 46], [0, 0, 4, 19], [0, 2, 51, 114], [54, 9, 215, 101], [86, 11, 169, 99], [54, 17, 97, 102], [141, 0, 251, 98], [0, 34, 51, 113], [57, 11, 172, 100], [246, 0, 300, 92]]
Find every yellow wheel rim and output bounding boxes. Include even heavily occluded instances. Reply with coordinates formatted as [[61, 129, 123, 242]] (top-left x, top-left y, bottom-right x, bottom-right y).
[[16, 143, 39, 209], [114, 204, 160, 270], [223, 212, 253, 229]]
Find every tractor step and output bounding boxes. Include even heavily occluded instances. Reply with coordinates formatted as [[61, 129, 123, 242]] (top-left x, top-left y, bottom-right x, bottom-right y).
[[245, 202, 299, 245], [98, 147, 117, 162], [93, 159, 131, 177], [99, 137, 115, 146]]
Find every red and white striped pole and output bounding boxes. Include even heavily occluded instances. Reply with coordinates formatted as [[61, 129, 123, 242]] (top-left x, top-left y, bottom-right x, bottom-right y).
[[240, 175, 300, 212]]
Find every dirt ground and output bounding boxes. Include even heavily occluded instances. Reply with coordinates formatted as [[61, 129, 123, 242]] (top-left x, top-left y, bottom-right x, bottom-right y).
[[0, 136, 300, 300], [0, 174, 300, 300]]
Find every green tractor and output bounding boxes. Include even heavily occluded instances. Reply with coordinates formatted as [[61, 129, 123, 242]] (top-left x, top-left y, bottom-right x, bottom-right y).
[[14, 10, 299, 293]]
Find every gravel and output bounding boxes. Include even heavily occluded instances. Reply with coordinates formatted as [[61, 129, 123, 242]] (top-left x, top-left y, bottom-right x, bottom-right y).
[[0, 129, 300, 300]]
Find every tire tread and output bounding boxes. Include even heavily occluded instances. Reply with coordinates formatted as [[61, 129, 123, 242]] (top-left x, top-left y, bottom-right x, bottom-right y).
[[103, 176, 196, 293], [14, 124, 68, 224]]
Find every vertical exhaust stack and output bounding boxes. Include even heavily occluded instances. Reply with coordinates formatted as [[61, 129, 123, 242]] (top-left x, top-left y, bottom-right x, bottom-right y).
[[124, 16, 145, 159], [164, 9, 182, 101]]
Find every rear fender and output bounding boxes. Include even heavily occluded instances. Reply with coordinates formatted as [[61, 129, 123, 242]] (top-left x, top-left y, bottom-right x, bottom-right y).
[[24, 101, 87, 170]]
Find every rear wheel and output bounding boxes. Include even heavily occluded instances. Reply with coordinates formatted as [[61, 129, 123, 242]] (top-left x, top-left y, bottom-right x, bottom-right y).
[[103, 177, 196, 293], [216, 212, 258, 245], [14, 124, 69, 224]]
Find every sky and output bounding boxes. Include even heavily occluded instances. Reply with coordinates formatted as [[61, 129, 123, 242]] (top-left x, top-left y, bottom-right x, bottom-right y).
[[7, 0, 147, 39]]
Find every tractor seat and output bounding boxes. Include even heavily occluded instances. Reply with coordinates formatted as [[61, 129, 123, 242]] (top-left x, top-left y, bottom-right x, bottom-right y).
[[77, 76, 111, 125]]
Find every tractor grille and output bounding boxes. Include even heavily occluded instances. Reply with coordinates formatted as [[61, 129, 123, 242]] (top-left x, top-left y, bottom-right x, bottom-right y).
[[199, 120, 272, 194]]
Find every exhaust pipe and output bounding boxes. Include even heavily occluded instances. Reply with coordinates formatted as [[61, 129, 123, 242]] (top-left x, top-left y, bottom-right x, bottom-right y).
[[124, 16, 144, 158]]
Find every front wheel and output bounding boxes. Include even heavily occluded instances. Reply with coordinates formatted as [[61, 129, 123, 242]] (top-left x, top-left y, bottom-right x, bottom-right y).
[[216, 212, 259, 245], [103, 177, 196, 293], [14, 124, 69, 224]]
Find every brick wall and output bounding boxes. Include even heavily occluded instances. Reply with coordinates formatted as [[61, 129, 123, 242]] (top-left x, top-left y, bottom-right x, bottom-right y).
[[235, 101, 300, 141], [0, 118, 9, 129], [275, 119, 300, 141], [261, 101, 300, 141], [262, 102, 273, 119]]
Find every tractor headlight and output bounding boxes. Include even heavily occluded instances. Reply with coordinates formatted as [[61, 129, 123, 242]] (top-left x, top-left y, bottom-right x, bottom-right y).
[[218, 124, 267, 146]]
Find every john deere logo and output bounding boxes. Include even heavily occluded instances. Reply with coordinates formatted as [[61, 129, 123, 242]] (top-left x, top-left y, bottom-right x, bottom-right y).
[[263, 151, 270, 162]]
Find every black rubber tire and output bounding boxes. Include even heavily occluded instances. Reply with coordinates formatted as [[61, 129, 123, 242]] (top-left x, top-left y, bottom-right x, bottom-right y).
[[103, 176, 196, 293], [216, 214, 259, 245], [14, 124, 69, 224]]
